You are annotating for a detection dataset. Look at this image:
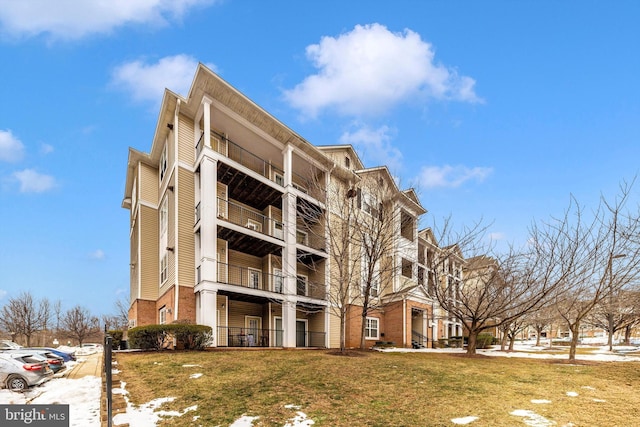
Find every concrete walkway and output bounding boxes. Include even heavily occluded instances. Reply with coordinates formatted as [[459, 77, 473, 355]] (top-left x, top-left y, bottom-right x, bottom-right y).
[[64, 351, 103, 379]]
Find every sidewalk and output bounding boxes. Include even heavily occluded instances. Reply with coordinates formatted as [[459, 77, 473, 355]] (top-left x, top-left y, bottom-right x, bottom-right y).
[[64, 351, 103, 379]]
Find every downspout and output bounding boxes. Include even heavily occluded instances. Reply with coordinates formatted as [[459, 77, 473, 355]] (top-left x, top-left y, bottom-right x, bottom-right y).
[[173, 99, 181, 320], [402, 297, 406, 347]]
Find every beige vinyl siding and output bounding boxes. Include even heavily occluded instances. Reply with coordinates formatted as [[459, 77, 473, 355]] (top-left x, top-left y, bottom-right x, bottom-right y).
[[177, 114, 194, 163], [227, 301, 265, 328], [139, 163, 158, 205], [228, 250, 262, 270], [139, 205, 159, 300], [177, 167, 195, 286], [129, 220, 139, 301], [307, 312, 324, 335]]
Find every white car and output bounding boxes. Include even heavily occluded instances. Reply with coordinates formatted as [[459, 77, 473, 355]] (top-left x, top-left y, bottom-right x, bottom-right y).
[[0, 340, 22, 350], [76, 343, 103, 355]]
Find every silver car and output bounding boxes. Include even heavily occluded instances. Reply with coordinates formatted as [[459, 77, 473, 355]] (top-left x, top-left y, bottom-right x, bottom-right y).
[[0, 351, 53, 391]]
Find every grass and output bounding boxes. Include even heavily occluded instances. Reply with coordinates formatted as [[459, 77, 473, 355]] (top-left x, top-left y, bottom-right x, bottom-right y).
[[114, 349, 640, 426]]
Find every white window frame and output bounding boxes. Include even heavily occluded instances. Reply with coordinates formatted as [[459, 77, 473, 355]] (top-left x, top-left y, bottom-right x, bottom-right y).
[[296, 274, 308, 296], [274, 268, 283, 293], [296, 230, 308, 245], [246, 218, 262, 232], [273, 222, 284, 240], [160, 197, 168, 236], [160, 253, 168, 284], [159, 306, 167, 325], [274, 172, 284, 187], [159, 144, 168, 182], [365, 317, 379, 340], [248, 268, 261, 289], [362, 257, 380, 297]]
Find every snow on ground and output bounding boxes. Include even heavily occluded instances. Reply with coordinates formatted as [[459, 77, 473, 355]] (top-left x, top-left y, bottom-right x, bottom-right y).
[[0, 375, 101, 427], [376, 340, 640, 363]]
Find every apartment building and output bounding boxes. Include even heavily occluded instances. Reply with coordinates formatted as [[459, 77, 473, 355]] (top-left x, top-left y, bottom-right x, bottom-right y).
[[122, 64, 463, 349]]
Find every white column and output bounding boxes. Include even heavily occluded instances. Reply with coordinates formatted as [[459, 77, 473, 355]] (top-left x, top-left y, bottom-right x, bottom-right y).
[[200, 156, 218, 283], [281, 144, 297, 347], [199, 289, 218, 347], [202, 96, 212, 149]]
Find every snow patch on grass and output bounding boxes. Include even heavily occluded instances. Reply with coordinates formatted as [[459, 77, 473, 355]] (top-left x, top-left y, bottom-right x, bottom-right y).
[[510, 409, 556, 426], [451, 416, 479, 424]]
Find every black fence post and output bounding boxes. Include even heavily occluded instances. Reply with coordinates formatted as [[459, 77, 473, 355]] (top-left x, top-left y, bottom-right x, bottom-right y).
[[105, 334, 113, 427]]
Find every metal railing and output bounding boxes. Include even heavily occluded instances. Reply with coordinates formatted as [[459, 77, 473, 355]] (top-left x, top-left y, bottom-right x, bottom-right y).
[[412, 330, 430, 349], [218, 326, 281, 347], [218, 198, 284, 240], [217, 262, 284, 293]]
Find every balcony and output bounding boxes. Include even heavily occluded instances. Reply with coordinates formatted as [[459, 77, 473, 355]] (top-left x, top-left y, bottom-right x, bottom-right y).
[[198, 130, 326, 205], [218, 198, 283, 240], [217, 262, 283, 293]]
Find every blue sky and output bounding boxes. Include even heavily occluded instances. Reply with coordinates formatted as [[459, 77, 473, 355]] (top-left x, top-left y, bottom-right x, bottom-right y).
[[1, 1, 639, 317]]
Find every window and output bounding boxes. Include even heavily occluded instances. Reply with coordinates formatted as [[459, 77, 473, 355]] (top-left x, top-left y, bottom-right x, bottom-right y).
[[159, 144, 167, 182], [365, 317, 379, 340], [159, 306, 167, 325], [358, 190, 379, 218], [248, 268, 260, 289], [160, 197, 168, 236], [275, 173, 284, 186], [296, 230, 308, 245], [345, 156, 350, 168], [246, 219, 262, 232], [273, 222, 284, 240], [296, 275, 308, 296], [362, 257, 380, 297], [160, 253, 168, 284], [274, 269, 283, 293]]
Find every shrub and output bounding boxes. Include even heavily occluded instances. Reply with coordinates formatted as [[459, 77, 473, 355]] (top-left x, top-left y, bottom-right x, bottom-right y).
[[127, 324, 212, 351], [476, 333, 495, 349], [107, 330, 124, 350], [173, 324, 212, 350]]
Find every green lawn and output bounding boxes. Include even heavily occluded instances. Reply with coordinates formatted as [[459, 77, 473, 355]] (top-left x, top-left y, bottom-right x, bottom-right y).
[[114, 349, 640, 426]]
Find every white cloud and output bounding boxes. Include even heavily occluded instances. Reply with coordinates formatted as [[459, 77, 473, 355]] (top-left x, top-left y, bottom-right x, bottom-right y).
[[0, 289, 6, 300], [0, 129, 25, 162], [89, 249, 106, 260], [111, 54, 215, 105], [12, 168, 57, 193], [283, 23, 482, 118], [40, 143, 54, 155], [0, 0, 217, 41], [418, 165, 493, 189], [339, 124, 403, 172]]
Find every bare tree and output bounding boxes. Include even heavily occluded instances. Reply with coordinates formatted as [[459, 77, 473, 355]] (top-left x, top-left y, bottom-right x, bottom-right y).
[[62, 306, 99, 346], [527, 305, 557, 346], [427, 214, 567, 355], [102, 296, 131, 331], [533, 181, 640, 360], [0, 291, 49, 346], [301, 167, 411, 351]]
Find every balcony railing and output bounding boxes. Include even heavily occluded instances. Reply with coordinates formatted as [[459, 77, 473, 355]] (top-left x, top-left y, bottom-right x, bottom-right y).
[[217, 262, 284, 293], [218, 326, 281, 347], [216, 326, 325, 348], [218, 198, 284, 240]]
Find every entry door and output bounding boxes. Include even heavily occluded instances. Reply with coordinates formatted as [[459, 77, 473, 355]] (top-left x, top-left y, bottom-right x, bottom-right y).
[[296, 320, 307, 347], [245, 316, 261, 347]]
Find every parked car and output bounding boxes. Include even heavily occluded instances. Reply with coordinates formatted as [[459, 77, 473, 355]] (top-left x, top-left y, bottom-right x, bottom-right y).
[[0, 351, 53, 391], [22, 347, 76, 362], [3, 349, 66, 374], [76, 343, 103, 355], [0, 340, 22, 350]]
